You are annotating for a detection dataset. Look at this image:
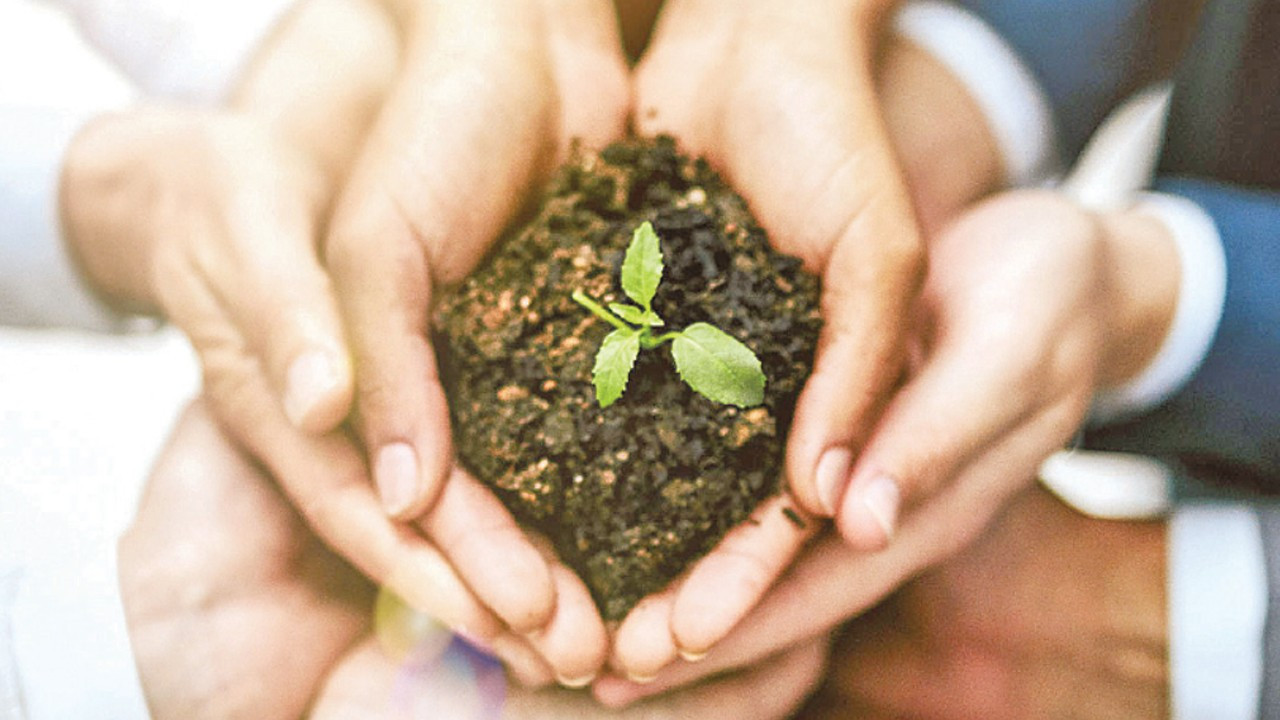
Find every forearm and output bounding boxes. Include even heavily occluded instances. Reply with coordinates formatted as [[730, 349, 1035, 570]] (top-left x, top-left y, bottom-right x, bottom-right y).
[[231, 0, 399, 182], [877, 35, 1002, 235]]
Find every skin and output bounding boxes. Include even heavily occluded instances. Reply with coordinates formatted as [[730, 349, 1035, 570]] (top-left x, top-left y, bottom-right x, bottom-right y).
[[119, 401, 373, 719], [609, 27, 1005, 678], [118, 399, 828, 720], [632, 0, 929, 542], [817, 488, 1167, 720], [61, 0, 609, 683], [595, 189, 1180, 708]]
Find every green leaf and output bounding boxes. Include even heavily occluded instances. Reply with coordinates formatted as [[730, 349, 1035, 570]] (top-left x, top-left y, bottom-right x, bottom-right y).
[[593, 329, 641, 407], [671, 323, 766, 407], [621, 221, 664, 312], [609, 303, 663, 327]]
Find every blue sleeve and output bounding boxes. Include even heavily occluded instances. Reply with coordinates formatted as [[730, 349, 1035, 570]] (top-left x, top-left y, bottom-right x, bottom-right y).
[[1086, 177, 1280, 489], [957, 0, 1158, 159]]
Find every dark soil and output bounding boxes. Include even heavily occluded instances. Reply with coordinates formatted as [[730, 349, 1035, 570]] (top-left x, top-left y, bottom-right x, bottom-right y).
[[435, 136, 822, 620]]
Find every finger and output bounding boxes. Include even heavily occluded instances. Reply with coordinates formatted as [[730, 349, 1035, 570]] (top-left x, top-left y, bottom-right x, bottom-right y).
[[418, 468, 555, 633], [618, 637, 829, 720], [612, 406, 1072, 703], [325, 195, 453, 521], [783, 175, 926, 521], [670, 495, 816, 658], [190, 308, 503, 643], [524, 559, 609, 688], [830, 332, 1036, 550], [213, 205, 354, 435], [610, 592, 679, 683], [492, 633, 556, 690]]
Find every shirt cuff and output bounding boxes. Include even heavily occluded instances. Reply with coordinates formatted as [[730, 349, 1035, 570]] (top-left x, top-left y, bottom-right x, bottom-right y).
[[1091, 192, 1228, 423], [10, 541, 150, 720], [892, 0, 1060, 187], [1169, 504, 1266, 720], [60, 0, 297, 104], [0, 104, 141, 332]]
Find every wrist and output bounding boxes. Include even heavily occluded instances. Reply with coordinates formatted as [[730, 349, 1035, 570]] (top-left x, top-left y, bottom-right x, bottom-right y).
[[59, 112, 165, 315], [1096, 208, 1181, 388]]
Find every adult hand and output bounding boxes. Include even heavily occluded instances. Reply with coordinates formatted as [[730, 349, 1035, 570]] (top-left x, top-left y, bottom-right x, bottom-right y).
[[118, 400, 374, 720], [611, 22, 1006, 677], [66, 0, 615, 684], [820, 489, 1167, 719], [310, 634, 829, 720], [323, 0, 628, 519], [314, 0, 629, 682], [598, 189, 1181, 700], [634, 0, 925, 530]]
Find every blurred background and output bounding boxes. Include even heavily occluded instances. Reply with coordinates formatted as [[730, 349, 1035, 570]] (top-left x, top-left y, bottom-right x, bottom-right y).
[[0, 0, 196, 543]]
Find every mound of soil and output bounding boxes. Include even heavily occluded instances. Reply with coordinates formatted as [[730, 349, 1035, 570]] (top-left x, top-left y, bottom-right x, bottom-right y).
[[435, 136, 822, 620]]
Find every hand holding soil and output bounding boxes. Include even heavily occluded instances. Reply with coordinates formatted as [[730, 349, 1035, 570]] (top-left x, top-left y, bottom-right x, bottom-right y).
[[435, 137, 822, 621]]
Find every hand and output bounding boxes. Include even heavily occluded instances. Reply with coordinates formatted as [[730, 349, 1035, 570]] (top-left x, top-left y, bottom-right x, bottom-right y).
[[822, 489, 1167, 719], [309, 0, 631, 683], [634, 0, 926, 529], [66, 0, 612, 684], [322, 0, 628, 519], [118, 400, 374, 719], [310, 634, 829, 720], [597, 189, 1181, 700], [609, 21, 1007, 678]]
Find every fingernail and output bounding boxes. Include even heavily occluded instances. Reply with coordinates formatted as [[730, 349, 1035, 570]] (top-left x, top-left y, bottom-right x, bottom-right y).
[[626, 671, 657, 684], [284, 350, 341, 427], [678, 648, 708, 663], [814, 447, 854, 516], [557, 671, 598, 689], [375, 442, 420, 516], [858, 474, 901, 541]]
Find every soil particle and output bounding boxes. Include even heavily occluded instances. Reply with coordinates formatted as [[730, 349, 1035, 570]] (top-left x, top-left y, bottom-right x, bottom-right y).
[[435, 136, 822, 620]]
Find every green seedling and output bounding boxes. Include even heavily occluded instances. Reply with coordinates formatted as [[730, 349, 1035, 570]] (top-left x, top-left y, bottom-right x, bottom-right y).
[[572, 221, 766, 408]]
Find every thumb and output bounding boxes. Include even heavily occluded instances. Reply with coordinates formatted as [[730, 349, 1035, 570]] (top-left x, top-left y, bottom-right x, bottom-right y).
[[829, 329, 1037, 549]]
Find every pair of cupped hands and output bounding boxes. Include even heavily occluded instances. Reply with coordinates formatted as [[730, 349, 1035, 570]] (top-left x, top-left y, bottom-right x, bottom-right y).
[[67, 0, 1167, 714]]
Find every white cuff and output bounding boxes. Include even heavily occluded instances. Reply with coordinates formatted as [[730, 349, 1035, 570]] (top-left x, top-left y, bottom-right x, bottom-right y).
[[1092, 192, 1227, 423], [893, 0, 1060, 187], [1169, 504, 1266, 720], [0, 104, 137, 332], [1, 570, 25, 718], [10, 541, 150, 720], [60, 0, 297, 104]]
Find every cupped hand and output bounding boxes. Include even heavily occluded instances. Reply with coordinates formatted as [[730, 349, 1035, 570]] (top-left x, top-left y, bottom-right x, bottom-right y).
[[119, 400, 374, 719], [634, 0, 926, 525], [65, 0, 623, 685], [322, 0, 629, 521], [610, 17, 1008, 677], [596, 189, 1179, 705], [821, 488, 1167, 720], [310, 633, 829, 720], [315, 0, 630, 682]]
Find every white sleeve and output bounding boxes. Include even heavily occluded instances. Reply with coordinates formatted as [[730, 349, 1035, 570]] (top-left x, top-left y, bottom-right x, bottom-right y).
[[1091, 191, 1228, 423], [0, 103, 141, 332], [892, 0, 1061, 187], [47, 0, 298, 105], [1169, 504, 1267, 720], [1, 486, 150, 720]]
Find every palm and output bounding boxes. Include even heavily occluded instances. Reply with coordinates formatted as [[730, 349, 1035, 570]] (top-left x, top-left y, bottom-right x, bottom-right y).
[[118, 402, 373, 720]]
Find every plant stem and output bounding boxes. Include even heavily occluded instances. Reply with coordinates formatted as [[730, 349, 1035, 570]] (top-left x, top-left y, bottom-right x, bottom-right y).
[[640, 331, 681, 349], [572, 290, 631, 332]]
